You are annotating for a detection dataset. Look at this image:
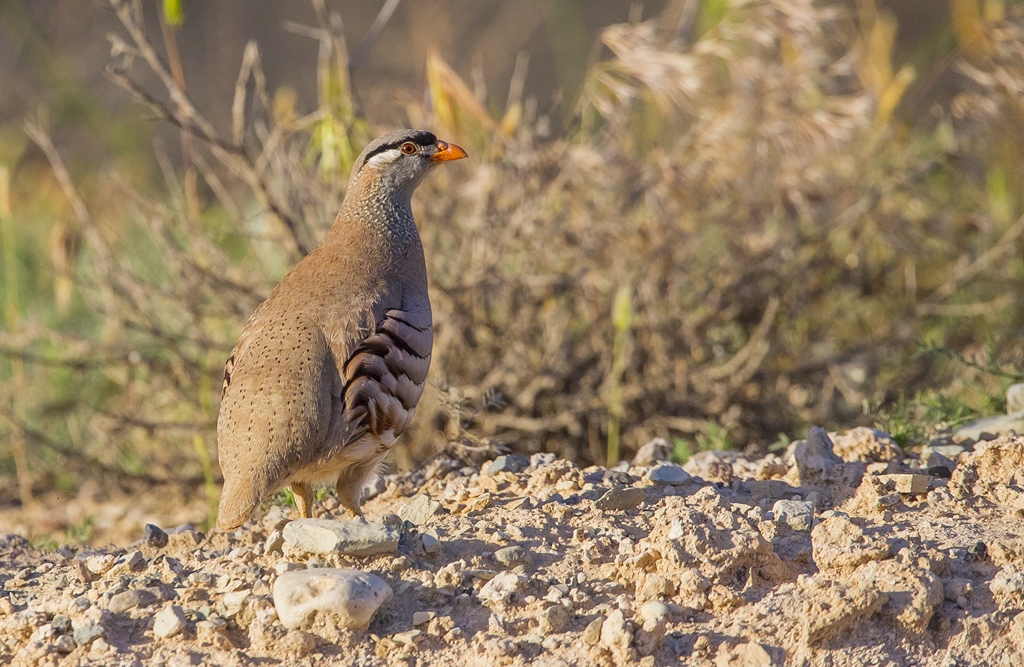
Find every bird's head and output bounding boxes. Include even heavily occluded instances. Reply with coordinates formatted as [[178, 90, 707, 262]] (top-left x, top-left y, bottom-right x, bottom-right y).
[[348, 129, 467, 197]]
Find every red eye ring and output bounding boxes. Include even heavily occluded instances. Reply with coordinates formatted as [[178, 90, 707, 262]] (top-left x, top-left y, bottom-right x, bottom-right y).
[[400, 142, 417, 155]]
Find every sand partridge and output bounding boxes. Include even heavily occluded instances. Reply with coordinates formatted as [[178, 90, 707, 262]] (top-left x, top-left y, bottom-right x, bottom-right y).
[[215, 129, 466, 531]]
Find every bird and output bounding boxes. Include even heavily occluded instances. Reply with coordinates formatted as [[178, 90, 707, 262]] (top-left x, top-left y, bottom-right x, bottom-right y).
[[215, 129, 467, 531]]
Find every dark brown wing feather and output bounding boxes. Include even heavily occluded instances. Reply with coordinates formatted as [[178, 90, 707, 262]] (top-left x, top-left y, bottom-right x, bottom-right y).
[[340, 306, 432, 440]]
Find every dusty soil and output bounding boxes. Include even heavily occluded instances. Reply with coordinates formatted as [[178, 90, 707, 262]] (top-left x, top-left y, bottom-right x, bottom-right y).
[[3, 430, 1024, 666]]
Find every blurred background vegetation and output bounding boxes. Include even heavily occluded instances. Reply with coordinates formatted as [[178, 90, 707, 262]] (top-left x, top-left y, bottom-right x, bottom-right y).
[[1, 0, 1023, 515]]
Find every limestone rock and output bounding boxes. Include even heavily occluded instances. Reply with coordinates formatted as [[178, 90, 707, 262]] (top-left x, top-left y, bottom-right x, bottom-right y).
[[398, 494, 441, 526], [956, 413, 1024, 440], [600, 609, 636, 664], [772, 500, 814, 532], [990, 565, 1024, 606], [494, 545, 533, 568], [876, 473, 929, 495], [949, 437, 1024, 501], [538, 604, 572, 634], [595, 487, 646, 511], [646, 463, 691, 486], [282, 518, 399, 556], [72, 620, 104, 646], [108, 588, 157, 614], [153, 605, 187, 639], [478, 572, 527, 607], [273, 569, 392, 631], [412, 611, 435, 626]]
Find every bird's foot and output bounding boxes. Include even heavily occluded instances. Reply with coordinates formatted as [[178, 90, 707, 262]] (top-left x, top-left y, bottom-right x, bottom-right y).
[[292, 482, 314, 519]]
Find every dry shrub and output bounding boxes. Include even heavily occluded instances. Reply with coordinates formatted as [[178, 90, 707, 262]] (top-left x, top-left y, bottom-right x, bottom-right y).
[[3, 0, 1023, 499]]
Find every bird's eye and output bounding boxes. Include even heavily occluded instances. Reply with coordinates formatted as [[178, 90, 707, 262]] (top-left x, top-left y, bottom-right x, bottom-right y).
[[400, 142, 417, 155]]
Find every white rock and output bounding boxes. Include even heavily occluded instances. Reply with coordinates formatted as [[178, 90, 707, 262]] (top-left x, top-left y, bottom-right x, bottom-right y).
[[398, 494, 441, 526], [273, 568, 392, 630], [393, 629, 423, 646], [72, 620, 104, 646], [153, 605, 187, 639], [412, 611, 435, 626], [990, 565, 1024, 605], [478, 572, 527, 607], [221, 591, 250, 618], [600, 609, 635, 663], [639, 600, 670, 623], [264, 530, 285, 555], [275, 561, 303, 574], [282, 518, 399, 556], [422, 530, 441, 554], [85, 555, 115, 575]]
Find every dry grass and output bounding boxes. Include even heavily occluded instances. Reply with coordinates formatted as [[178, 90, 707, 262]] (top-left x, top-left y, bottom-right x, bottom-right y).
[[1, 0, 1023, 509]]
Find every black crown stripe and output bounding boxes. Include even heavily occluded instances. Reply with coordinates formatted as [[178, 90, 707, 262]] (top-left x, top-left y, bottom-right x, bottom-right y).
[[363, 132, 437, 162]]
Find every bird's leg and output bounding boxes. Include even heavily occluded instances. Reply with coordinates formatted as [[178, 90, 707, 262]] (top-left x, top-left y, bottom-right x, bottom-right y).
[[335, 478, 364, 518], [292, 482, 314, 519]]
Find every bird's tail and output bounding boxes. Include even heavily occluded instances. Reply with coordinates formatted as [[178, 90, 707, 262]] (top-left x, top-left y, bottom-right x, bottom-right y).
[[215, 476, 262, 531]]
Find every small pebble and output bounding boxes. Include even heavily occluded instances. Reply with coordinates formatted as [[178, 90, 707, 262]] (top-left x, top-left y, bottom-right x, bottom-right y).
[[772, 500, 814, 532], [603, 470, 633, 486], [539, 604, 573, 633], [143, 524, 169, 548], [413, 611, 435, 626], [494, 545, 532, 568], [52, 615, 72, 634], [530, 452, 557, 468], [639, 600, 669, 623], [595, 487, 646, 511], [264, 530, 285, 555], [582, 617, 603, 645], [72, 620, 104, 646], [485, 455, 530, 476], [646, 463, 691, 486], [108, 589, 156, 614], [398, 495, 442, 526], [276, 561, 304, 574], [877, 492, 901, 508], [422, 530, 441, 555], [153, 605, 187, 639], [53, 634, 77, 653]]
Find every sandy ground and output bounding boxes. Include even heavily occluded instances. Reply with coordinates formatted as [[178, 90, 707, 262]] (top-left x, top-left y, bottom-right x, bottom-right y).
[[2, 429, 1024, 666]]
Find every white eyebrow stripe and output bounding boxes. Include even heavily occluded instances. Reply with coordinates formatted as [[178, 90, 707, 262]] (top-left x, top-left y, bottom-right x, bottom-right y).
[[366, 149, 402, 169]]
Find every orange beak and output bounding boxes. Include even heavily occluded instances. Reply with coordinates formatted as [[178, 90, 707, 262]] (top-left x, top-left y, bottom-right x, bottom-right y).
[[430, 140, 468, 163]]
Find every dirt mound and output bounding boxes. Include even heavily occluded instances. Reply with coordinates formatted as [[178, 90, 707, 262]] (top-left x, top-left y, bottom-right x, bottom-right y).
[[3, 433, 1024, 666]]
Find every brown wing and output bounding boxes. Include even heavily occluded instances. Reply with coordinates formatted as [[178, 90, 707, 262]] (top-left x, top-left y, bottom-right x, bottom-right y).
[[339, 305, 433, 441]]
